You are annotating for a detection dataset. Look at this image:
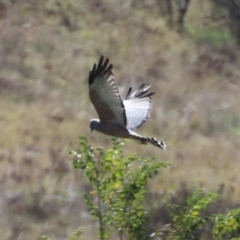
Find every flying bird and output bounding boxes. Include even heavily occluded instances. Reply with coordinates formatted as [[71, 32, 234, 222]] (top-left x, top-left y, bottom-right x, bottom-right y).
[[88, 55, 166, 149]]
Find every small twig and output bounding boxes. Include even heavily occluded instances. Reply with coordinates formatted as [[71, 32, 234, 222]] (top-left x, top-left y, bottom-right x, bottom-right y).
[[177, 0, 191, 32], [166, 0, 173, 28]]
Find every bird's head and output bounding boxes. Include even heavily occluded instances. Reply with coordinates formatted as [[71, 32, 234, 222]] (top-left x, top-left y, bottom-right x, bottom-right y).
[[89, 119, 100, 132]]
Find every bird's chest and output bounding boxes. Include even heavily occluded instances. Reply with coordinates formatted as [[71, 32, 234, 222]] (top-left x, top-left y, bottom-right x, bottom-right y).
[[100, 122, 129, 139]]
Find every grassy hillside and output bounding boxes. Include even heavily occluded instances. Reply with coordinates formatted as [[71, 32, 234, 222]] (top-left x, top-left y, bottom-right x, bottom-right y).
[[0, 0, 240, 239]]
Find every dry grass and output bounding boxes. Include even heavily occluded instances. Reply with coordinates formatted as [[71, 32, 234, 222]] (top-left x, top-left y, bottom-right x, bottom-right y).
[[0, 0, 240, 239]]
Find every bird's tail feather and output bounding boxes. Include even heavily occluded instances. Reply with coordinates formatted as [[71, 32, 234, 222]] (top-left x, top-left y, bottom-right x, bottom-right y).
[[130, 133, 166, 150], [145, 137, 166, 149]]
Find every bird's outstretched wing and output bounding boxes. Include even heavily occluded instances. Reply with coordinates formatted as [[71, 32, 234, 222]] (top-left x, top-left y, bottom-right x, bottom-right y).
[[89, 55, 127, 126], [123, 84, 154, 130]]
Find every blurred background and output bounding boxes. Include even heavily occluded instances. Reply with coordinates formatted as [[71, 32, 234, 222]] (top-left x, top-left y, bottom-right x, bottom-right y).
[[0, 0, 240, 239]]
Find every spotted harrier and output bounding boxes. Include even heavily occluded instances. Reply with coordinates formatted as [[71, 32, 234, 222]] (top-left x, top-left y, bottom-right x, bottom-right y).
[[88, 55, 166, 149]]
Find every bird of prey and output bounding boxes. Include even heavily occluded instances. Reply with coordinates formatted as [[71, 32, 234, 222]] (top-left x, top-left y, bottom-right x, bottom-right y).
[[88, 55, 166, 149]]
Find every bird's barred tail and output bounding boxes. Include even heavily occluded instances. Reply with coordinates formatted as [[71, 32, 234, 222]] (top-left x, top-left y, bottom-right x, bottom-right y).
[[145, 137, 166, 150], [130, 134, 166, 150]]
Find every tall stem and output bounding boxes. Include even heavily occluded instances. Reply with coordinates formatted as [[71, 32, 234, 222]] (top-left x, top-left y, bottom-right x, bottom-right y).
[[95, 159, 105, 240]]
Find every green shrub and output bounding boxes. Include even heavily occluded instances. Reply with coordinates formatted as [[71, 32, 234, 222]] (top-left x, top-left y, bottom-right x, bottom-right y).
[[168, 190, 219, 239], [70, 136, 169, 240], [212, 208, 240, 240]]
